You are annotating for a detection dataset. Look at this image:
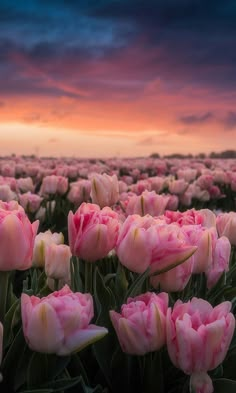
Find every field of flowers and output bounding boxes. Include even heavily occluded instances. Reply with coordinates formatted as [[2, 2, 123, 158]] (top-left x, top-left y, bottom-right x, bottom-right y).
[[0, 155, 236, 393]]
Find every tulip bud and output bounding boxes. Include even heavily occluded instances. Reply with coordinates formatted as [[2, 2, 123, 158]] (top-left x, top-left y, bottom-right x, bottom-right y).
[[33, 230, 64, 268], [45, 244, 71, 281]]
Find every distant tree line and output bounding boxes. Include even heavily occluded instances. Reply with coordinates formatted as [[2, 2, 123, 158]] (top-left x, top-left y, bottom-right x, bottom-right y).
[[150, 150, 236, 159]]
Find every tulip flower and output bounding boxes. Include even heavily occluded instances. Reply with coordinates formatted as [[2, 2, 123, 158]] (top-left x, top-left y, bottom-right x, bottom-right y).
[[45, 243, 71, 281], [166, 298, 235, 393], [216, 212, 236, 246], [40, 175, 68, 196], [21, 285, 108, 355], [125, 190, 169, 217], [32, 230, 64, 268], [110, 292, 168, 355], [0, 201, 38, 271], [116, 215, 197, 274], [68, 203, 120, 262], [90, 173, 119, 208]]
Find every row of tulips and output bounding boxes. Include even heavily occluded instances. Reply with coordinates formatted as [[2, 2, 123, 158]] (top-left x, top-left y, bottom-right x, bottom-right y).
[[0, 155, 235, 393], [0, 157, 235, 227], [0, 195, 236, 392]]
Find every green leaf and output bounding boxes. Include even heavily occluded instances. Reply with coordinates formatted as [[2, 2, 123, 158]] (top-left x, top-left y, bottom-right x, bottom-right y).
[[93, 267, 116, 387], [27, 352, 70, 389], [3, 299, 20, 349], [2, 328, 26, 385], [125, 268, 150, 301], [151, 248, 197, 277], [42, 376, 83, 391], [213, 378, 236, 393], [20, 389, 53, 393], [14, 344, 33, 391], [115, 263, 128, 307]]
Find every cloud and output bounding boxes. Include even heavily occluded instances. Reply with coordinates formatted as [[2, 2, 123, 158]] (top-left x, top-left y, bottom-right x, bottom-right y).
[[179, 112, 214, 125], [222, 111, 236, 129], [0, 0, 236, 104]]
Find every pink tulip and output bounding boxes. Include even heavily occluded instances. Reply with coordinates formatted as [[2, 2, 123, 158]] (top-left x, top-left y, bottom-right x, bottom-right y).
[[206, 236, 231, 289], [40, 175, 68, 196], [21, 285, 108, 355], [68, 203, 120, 262], [33, 230, 64, 268], [90, 173, 119, 208], [150, 257, 193, 292], [164, 209, 215, 228], [130, 179, 152, 195], [216, 212, 236, 245], [17, 177, 35, 193], [0, 201, 38, 271], [168, 179, 188, 194], [67, 180, 91, 207], [167, 298, 235, 393], [45, 243, 71, 281], [110, 292, 168, 355], [190, 372, 213, 393], [196, 174, 214, 190], [177, 168, 197, 182], [148, 176, 166, 193], [116, 215, 197, 274], [125, 191, 169, 217], [0, 184, 17, 202], [166, 194, 179, 211], [183, 226, 217, 274], [19, 192, 43, 213]]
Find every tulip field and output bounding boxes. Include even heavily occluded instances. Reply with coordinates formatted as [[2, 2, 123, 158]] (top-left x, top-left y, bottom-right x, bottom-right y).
[[0, 155, 236, 393]]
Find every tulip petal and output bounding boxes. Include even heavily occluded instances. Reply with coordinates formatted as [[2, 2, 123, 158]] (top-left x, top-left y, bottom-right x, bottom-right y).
[[25, 302, 64, 353], [58, 325, 108, 355]]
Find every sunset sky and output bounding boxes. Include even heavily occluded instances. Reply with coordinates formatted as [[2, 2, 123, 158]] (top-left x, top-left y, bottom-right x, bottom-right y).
[[1, 0, 236, 157]]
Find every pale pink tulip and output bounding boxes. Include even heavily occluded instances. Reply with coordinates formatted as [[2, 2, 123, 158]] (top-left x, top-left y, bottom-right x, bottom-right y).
[[67, 179, 91, 207], [167, 298, 235, 393], [116, 215, 197, 274], [0, 201, 38, 271], [40, 175, 68, 196], [125, 191, 169, 217], [177, 168, 197, 182], [110, 292, 168, 355], [19, 192, 43, 213], [45, 243, 71, 281], [33, 230, 64, 268], [0, 184, 17, 202], [206, 236, 231, 289], [183, 226, 217, 274], [68, 203, 120, 262], [168, 179, 188, 194], [21, 285, 108, 355], [90, 173, 119, 208], [17, 177, 35, 193], [216, 212, 236, 245], [150, 257, 193, 292], [196, 174, 214, 190]]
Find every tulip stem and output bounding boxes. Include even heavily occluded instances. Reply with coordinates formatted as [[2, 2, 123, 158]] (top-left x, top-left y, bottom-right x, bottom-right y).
[[141, 351, 164, 393], [0, 271, 10, 324], [85, 262, 93, 294], [54, 279, 59, 291]]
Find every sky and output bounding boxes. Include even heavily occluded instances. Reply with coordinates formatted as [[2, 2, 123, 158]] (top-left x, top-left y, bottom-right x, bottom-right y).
[[1, 0, 236, 158]]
